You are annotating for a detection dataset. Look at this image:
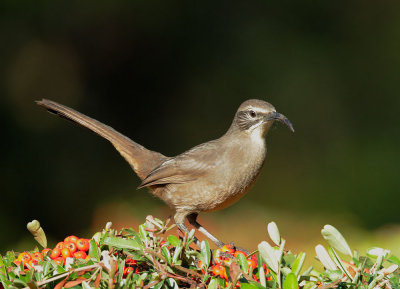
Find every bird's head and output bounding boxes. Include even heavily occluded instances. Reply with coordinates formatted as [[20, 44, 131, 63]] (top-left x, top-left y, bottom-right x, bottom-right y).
[[229, 99, 294, 137]]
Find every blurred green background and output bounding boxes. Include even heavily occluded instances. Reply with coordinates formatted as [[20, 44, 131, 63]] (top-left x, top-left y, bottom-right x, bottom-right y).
[[1, 1, 400, 259]]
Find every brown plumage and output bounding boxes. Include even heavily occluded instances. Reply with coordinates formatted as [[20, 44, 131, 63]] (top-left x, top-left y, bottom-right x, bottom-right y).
[[37, 98, 293, 247]]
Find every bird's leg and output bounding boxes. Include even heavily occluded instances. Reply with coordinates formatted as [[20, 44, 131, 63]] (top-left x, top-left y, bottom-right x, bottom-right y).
[[174, 211, 201, 247], [187, 213, 225, 248]]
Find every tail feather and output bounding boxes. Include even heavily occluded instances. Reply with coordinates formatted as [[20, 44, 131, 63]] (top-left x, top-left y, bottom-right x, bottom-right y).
[[36, 99, 167, 180]]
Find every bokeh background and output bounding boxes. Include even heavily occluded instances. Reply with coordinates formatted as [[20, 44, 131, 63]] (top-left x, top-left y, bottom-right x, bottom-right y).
[[1, 1, 400, 263]]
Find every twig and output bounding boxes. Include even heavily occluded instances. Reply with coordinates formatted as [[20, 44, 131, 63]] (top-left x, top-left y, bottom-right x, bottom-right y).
[[144, 249, 203, 279], [143, 280, 161, 289], [21, 264, 101, 289], [319, 279, 342, 289]]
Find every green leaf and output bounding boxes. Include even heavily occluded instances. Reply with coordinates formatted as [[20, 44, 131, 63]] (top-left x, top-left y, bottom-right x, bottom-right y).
[[259, 264, 266, 287], [0, 255, 7, 282], [138, 225, 148, 243], [200, 240, 211, 269], [267, 222, 281, 246], [315, 244, 337, 270], [258, 241, 279, 273], [291, 252, 305, 276], [167, 235, 180, 247], [165, 278, 179, 289], [172, 244, 182, 264], [103, 236, 141, 251], [366, 247, 390, 259], [241, 282, 266, 289], [152, 280, 164, 289], [321, 225, 352, 257], [237, 253, 249, 274], [81, 281, 93, 289], [88, 239, 100, 262], [161, 246, 172, 264], [327, 247, 351, 279], [208, 278, 219, 289], [91, 232, 102, 244], [283, 273, 298, 289], [388, 255, 400, 266]]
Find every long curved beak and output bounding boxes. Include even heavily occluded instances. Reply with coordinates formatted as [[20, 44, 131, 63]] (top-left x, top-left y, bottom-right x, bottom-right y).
[[264, 111, 294, 132]]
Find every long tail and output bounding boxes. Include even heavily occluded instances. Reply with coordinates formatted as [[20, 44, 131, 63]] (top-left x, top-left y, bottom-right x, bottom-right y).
[[36, 99, 167, 180]]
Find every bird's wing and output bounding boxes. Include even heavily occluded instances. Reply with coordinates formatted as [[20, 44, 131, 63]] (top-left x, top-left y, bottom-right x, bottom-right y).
[[137, 140, 220, 188]]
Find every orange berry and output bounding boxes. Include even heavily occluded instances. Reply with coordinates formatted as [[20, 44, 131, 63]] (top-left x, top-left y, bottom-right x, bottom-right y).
[[55, 242, 64, 250], [126, 258, 137, 266], [50, 248, 61, 259], [247, 258, 257, 269], [64, 235, 79, 244], [32, 252, 43, 261], [73, 250, 87, 259], [76, 238, 90, 251], [17, 252, 32, 263], [234, 250, 247, 258], [197, 260, 206, 273], [42, 248, 51, 256], [123, 266, 134, 277], [54, 257, 64, 265], [212, 264, 227, 279], [61, 248, 72, 259], [64, 241, 77, 254], [221, 244, 235, 254], [31, 252, 43, 265], [220, 257, 233, 266]]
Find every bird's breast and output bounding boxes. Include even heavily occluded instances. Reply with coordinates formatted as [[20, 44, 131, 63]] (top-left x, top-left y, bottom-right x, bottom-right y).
[[199, 138, 267, 212]]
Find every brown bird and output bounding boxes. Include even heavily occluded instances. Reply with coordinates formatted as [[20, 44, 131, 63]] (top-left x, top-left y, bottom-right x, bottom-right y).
[[37, 99, 294, 247]]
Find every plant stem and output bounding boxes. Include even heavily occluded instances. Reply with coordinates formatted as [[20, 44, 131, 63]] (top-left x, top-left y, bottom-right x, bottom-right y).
[[21, 264, 101, 289]]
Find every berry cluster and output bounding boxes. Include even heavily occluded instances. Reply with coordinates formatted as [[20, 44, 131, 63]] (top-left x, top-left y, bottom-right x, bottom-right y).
[[48, 235, 90, 265], [198, 244, 272, 287], [13, 235, 90, 268], [123, 258, 140, 277]]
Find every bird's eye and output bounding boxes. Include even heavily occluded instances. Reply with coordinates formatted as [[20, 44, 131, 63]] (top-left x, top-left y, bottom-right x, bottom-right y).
[[249, 110, 257, 118]]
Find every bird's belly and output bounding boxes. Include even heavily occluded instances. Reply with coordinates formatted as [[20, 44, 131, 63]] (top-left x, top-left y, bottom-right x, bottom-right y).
[[205, 187, 250, 212]]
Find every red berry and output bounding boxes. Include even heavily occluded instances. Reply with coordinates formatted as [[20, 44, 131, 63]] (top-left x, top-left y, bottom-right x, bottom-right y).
[[76, 238, 90, 251], [61, 247, 72, 259], [32, 252, 43, 263], [126, 258, 137, 266], [123, 267, 134, 277], [73, 250, 87, 259], [234, 250, 247, 258], [247, 258, 257, 269], [17, 252, 31, 264], [55, 242, 64, 250], [42, 248, 51, 256], [221, 244, 235, 254], [54, 257, 64, 265], [64, 241, 77, 254], [64, 235, 79, 244], [212, 264, 228, 279], [50, 248, 61, 259]]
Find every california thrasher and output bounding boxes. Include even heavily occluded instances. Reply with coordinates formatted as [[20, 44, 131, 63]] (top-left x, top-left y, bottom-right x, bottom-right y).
[[37, 99, 293, 247]]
